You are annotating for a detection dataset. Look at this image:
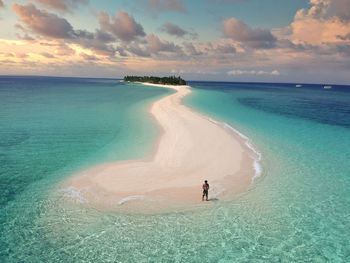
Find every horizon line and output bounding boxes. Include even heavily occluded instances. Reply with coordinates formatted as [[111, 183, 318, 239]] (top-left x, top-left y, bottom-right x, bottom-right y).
[[0, 74, 348, 86]]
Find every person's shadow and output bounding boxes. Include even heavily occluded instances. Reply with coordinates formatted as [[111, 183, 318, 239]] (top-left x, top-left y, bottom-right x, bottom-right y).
[[208, 198, 219, 202]]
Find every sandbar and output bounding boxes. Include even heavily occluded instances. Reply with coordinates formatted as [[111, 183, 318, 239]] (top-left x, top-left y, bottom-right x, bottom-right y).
[[64, 82, 257, 212]]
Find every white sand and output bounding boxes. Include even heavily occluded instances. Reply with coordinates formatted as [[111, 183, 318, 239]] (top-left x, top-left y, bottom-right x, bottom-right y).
[[64, 83, 255, 211]]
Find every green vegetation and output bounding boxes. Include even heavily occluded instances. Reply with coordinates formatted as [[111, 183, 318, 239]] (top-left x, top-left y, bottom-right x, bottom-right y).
[[124, 75, 186, 85]]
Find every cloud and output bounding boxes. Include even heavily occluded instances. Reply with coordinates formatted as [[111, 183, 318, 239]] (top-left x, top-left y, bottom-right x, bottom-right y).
[[116, 47, 127, 57], [183, 42, 203, 56], [3, 52, 15, 57], [215, 43, 236, 53], [295, 0, 330, 20], [334, 43, 350, 55], [41, 52, 55, 58], [143, 0, 186, 13], [126, 43, 151, 57], [34, 0, 88, 13], [80, 52, 99, 61], [74, 37, 116, 56], [51, 43, 75, 56], [16, 53, 29, 59], [161, 22, 187, 37], [285, 0, 350, 45], [13, 3, 75, 39], [295, 0, 350, 22], [161, 21, 197, 39], [333, 0, 350, 22], [227, 69, 280, 76], [98, 11, 145, 42], [13, 3, 117, 56], [223, 18, 277, 49], [16, 33, 36, 41], [276, 39, 308, 51], [146, 33, 181, 53], [95, 29, 115, 43], [4, 0, 350, 83], [337, 33, 350, 41]]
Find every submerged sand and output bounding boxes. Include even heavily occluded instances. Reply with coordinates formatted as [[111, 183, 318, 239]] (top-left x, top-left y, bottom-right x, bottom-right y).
[[64, 82, 256, 211]]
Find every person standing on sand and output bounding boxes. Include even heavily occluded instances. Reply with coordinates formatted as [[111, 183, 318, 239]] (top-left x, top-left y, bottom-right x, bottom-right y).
[[202, 180, 209, 201]]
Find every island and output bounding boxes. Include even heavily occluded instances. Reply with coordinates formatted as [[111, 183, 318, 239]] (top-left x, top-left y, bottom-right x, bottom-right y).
[[124, 75, 187, 85]]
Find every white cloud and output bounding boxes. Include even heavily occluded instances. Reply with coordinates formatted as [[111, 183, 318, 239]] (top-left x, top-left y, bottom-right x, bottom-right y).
[[227, 69, 280, 76]]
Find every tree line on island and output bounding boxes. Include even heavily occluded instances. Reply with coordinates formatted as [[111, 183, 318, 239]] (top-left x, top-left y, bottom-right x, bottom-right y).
[[124, 75, 186, 85]]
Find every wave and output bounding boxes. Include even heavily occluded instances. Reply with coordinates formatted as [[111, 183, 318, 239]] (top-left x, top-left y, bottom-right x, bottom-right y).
[[118, 195, 148, 205], [209, 183, 225, 198], [62, 186, 88, 203], [207, 117, 262, 182]]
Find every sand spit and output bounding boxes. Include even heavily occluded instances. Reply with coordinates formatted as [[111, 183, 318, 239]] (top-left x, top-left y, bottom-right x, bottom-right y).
[[64, 82, 256, 212]]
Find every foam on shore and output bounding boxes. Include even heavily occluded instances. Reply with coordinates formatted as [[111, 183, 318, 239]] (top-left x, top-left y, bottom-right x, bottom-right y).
[[206, 117, 262, 181]]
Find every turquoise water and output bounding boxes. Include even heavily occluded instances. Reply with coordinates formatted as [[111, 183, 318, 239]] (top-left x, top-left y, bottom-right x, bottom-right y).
[[1, 78, 350, 262]]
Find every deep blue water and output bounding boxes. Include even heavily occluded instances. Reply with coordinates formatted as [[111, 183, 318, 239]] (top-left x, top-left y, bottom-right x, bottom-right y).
[[188, 81, 350, 127]]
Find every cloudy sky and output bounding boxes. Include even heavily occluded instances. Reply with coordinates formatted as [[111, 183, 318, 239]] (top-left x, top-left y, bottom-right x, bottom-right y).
[[0, 0, 349, 84]]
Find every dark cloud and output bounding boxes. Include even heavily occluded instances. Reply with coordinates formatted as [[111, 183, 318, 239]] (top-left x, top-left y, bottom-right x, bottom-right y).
[[162, 21, 186, 37], [161, 21, 194, 39], [34, 0, 88, 13], [41, 52, 55, 58], [223, 17, 277, 49], [74, 32, 117, 56], [183, 42, 203, 55], [337, 33, 350, 41], [146, 33, 181, 53], [276, 39, 307, 51], [98, 11, 145, 42], [126, 44, 151, 57], [13, 3, 75, 39], [116, 47, 127, 57], [95, 29, 115, 43], [69, 29, 116, 56], [335, 43, 350, 56], [215, 44, 236, 53]]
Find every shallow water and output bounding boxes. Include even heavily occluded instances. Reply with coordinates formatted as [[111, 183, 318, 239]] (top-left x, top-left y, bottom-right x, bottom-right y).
[[1, 78, 350, 262]]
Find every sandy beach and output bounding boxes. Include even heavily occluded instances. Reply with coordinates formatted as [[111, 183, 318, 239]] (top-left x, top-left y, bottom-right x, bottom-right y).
[[64, 82, 256, 211]]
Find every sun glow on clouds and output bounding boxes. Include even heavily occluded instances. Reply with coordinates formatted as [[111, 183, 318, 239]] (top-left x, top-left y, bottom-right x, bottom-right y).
[[0, 0, 349, 83]]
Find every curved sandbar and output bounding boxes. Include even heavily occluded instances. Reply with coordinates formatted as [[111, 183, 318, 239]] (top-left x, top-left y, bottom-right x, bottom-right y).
[[65, 83, 256, 210]]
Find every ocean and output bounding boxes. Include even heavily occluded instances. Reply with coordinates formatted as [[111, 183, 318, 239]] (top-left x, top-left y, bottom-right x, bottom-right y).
[[1, 77, 349, 262]]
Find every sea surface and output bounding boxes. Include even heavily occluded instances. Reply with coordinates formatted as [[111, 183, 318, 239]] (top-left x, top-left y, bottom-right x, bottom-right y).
[[1, 77, 349, 262]]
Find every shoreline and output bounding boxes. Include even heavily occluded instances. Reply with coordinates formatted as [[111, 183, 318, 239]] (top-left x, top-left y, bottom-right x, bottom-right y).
[[63, 82, 257, 212]]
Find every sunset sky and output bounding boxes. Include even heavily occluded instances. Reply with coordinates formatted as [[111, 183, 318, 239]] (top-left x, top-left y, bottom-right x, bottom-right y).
[[0, 0, 349, 83]]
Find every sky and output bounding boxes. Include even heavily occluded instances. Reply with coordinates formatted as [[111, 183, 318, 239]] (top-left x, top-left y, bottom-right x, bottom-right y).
[[0, 0, 350, 84]]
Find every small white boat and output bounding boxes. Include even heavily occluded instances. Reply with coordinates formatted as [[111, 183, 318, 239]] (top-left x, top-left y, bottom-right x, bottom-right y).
[[324, 85, 332, 89], [296, 84, 302, 87]]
